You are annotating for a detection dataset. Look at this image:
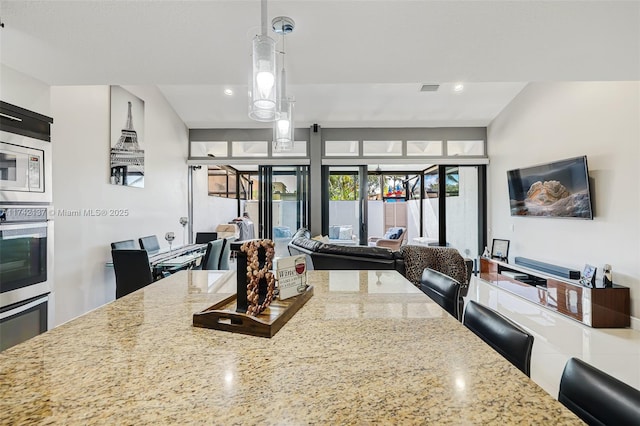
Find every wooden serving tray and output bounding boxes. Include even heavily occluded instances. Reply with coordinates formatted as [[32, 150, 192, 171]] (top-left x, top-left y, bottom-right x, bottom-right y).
[[193, 286, 314, 338]]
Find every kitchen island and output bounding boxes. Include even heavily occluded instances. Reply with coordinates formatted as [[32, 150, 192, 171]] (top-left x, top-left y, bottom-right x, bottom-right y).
[[0, 270, 580, 424]]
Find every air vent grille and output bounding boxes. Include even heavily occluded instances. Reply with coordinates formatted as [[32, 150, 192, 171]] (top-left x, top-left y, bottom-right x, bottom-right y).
[[420, 84, 440, 92]]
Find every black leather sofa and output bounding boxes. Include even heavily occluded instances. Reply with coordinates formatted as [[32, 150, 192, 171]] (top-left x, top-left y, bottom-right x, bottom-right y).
[[287, 228, 404, 272], [288, 228, 472, 293]]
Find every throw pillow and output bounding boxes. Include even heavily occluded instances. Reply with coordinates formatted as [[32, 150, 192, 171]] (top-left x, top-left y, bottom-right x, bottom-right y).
[[339, 225, 353, 240], [384, 227, 403, 240], [329, 225, 340, 240], [312, 235, 330, 243]]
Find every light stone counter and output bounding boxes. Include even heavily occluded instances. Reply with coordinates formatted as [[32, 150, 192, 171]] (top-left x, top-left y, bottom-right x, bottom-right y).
[[0, 270, 582, 425]]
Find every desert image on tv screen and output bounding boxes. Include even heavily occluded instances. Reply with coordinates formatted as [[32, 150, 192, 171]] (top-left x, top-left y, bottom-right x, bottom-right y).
[[507, 157, 593, 219]]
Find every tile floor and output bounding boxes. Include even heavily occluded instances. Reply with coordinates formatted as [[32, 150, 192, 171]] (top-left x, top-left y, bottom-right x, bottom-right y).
[[465, 276, 640, 398]]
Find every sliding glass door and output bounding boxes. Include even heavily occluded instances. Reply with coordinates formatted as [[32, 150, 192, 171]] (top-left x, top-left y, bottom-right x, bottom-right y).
[[258, 165, 309, 257], [445, 166, 480, 260], [421, 165, 485, 268], [323, 166, 368, 245]]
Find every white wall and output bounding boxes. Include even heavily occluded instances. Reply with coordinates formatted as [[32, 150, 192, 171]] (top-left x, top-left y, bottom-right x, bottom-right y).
[[488, 81, 640, 321], [0, 64, 50, 115], [192, 166, 240, 237], [51, 85, 189, 326]]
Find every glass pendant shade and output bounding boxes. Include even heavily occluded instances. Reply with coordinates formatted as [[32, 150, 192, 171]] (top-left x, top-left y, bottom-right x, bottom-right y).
[[274, 96, 294, 152], [249, 35, 278, 122]]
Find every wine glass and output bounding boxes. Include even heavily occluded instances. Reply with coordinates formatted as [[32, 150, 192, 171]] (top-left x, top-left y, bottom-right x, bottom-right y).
[[179, 217, 188, 245], [165, 232, 175, 252]]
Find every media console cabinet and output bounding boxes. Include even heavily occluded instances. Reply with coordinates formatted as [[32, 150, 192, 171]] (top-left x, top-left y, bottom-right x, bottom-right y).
[[479, 257, 630, 328]]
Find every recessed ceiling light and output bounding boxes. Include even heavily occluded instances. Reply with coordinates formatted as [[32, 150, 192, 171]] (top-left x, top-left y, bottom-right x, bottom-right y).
[[224, 88, 233, 96], [453, 83, 464, 93]]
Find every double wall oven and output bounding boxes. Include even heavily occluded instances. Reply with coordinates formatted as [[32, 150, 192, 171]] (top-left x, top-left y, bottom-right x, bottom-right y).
[[1, 107, 53, 352]]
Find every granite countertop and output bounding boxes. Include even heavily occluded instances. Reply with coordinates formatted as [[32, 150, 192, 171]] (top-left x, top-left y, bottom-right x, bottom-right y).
[[0, 270, 582, 424]]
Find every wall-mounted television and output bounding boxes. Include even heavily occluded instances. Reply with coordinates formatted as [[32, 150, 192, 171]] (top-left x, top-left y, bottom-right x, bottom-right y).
[[507, 156, 593, 219]]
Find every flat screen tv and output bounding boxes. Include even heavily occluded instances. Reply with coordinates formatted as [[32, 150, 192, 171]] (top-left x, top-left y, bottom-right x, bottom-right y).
[[507, 156, 593, 219]]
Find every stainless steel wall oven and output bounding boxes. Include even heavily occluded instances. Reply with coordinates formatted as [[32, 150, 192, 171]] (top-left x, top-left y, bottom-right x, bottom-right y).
[[0, 295, 48, 352], [0, 102, 53, 352], [0, 207, 51, 352]]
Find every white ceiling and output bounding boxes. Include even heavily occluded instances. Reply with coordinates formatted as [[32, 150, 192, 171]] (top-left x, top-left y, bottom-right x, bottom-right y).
[[1, 1, 638, 129]]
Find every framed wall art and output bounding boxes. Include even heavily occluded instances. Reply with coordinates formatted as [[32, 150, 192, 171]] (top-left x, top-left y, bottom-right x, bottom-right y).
[[491, 238, 510, 260], [110, 86, 145, 187]]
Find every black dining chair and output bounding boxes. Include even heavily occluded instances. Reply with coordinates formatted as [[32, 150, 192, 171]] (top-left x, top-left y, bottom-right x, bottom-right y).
[[138, 235, 160, 254], [200, 239, 224, 270], [110, 239, 137, 250], [195, 232, 218, 244], [420, 268, 461, 320], [463, 300, 534, 376], [558, 357, 640, 425], [111, 249, 154, 299], [218, 237, 235, 270]]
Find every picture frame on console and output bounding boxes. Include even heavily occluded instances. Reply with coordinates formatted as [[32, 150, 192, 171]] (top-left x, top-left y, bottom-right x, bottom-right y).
[[491, 239, 510, 261], [579, 264, 597, 288]]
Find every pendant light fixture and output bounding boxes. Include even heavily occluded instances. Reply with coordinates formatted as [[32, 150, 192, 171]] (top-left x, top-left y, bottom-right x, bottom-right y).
[[272, 16, 295, 152], [249, 0, 277, 122]]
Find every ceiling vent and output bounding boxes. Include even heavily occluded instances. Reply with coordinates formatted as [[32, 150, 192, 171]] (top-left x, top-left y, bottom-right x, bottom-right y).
[[420, 84, 440, 92]]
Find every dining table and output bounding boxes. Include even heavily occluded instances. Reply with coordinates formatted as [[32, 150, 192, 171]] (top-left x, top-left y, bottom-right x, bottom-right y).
[[0, 269, 582, 424]]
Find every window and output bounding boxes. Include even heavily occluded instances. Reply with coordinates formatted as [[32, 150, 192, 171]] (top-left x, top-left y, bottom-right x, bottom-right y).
[[406, 140, 442, 156], [232, 141, 268, 157], [329, 172, 359, 200], [383, 175, 407, 199], [363, 140, 402, 156], [325, 141, 359, 156], [424, 168, 459, 198], [367, 175, 382, 200], [190, 141, 228, 157], [239, 173, 259, 200], [447, 140, 484, 156], [208, 167, 240, 198], [272, 140, 307, 157]]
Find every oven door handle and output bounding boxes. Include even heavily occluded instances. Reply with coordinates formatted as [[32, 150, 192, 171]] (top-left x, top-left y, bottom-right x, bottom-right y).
[[0, 222, 48, 230], [0, 295, 48, 320], [0, 223, 47, 239]]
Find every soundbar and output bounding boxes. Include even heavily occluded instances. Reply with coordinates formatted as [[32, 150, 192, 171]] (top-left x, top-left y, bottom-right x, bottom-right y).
[[514, 257, 581, 280]]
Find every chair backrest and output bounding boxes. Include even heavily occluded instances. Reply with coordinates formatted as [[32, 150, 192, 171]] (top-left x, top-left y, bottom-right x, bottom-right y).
[[138, 235, 160, 254], [400, 245, 468, 293], [201, 239, 224, 270], [218, 237, 235, 270], [420, 268, 461, 320], [111, 249, 153, 299], [559, 357, 640, 425], [111, 239, 137, 250], [195, 232, 218, 244], [463, 300, 534, 376]]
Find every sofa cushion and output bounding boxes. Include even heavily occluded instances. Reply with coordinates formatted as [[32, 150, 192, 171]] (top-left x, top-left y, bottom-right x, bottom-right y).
[[317, 243, 394, 260], [384, 227, 404, 240], [291, 228, 311, 240], [291, 236, 321, 252]]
